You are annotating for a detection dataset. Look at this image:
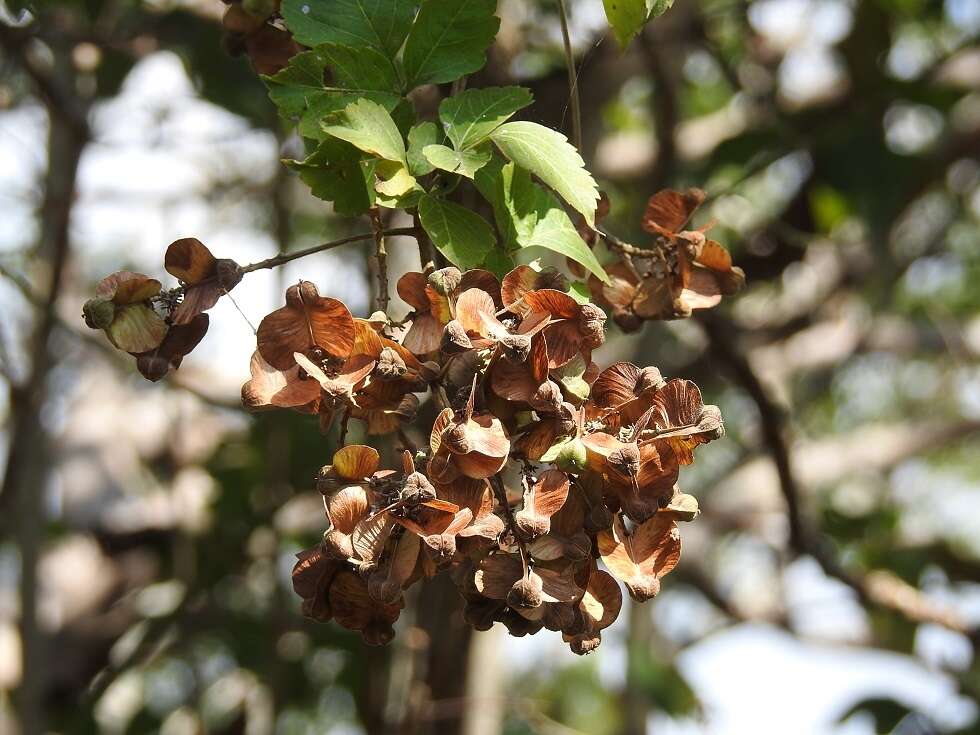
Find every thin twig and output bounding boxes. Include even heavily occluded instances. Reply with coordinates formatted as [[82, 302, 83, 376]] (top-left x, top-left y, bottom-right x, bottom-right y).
[[489, 474, 528, 574], [556, 0, 583, 152], [223, 289, 256, 334], [340, 407, 351, 446], [240, 226, 418, 274], [369, 207, 390, 313]]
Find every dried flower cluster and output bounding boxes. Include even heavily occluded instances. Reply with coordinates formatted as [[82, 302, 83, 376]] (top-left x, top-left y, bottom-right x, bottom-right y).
[[82, 189, 736, 653], [585, 188, 745, 330], [268, 265, 723, 653]]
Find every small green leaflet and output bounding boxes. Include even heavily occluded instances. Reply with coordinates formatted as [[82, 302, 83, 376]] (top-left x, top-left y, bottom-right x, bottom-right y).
[[321, 99, 408, 164], [552, 355, 591, 401], [300, 92, 400, 140], [439, 86, 533, 150], [282, 0, 417, 61], [475, 160, 609, 283], [375, 161, 419, 197], [284, 138, 375, 216], [603, 0, 675, 48], [568, 282, 592, 304], [418, 195, 496, 270], [402, 0, 500, 88], [490, 121, 600, 226], [407, 122, 440, 176], [423, 144, 491, 179]]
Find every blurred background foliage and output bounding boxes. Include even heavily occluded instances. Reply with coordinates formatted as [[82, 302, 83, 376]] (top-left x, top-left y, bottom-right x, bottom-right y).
[[1, 0, 980, 733]]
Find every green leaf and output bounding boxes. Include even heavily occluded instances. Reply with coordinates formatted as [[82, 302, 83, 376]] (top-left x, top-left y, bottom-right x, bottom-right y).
[[402, 0, 500, 88], [300, 92, 400, 140], [321, 98, 407, 164], [375, 160, 419, 197], [568, 282, 592, 304], [418, 195, 497, 270], [281, 0, 417, 61], [490, 121, 600, 226], [482, 248, 515, 278], [603, 0, 674, 48], [422, 144, 491, 179], [439, 86, 533, 150], [264, 47, 400, 140], [407, 122, 440, 176], [317, 42, 401, 94], [475, 160, 608, 283], [525, 202, 608, 284], [284, 138, 375, 216], [264, 49, 328, 117], [474, 157, 531, 247]]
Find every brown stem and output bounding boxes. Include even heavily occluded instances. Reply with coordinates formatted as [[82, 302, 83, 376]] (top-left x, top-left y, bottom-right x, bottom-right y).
[[340, 407, 352, 446], [412, 211, 436, 270], [489, 474, 528, 573], [556, 0, 582, 153], [370, 207, 390, 313], [241, 226, 418, 275]]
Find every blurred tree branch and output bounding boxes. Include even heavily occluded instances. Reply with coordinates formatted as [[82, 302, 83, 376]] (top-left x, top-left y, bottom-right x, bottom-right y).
[[0, 22, 90, 735], [700, 311, 968, 635]]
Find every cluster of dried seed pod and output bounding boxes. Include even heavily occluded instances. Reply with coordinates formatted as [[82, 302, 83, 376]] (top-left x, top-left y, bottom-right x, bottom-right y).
[[274, 263, 724, 653], [82, 190, 736, 653]]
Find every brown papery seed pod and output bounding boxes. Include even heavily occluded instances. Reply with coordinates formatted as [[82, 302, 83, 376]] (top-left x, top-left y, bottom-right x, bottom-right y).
[[507, 572, 544, 610]]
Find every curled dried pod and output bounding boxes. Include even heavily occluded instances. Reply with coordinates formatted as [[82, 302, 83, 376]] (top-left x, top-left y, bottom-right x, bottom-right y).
[[367, 571, 402, 605], [630, 575, 661, 600], [568, 633, 601, 655], [395, 394, 420, 421], [286, 280, 320, 309], [585, 504, 614, 534], [216, 258, 243, 291], [82, 298, 116, 330], [316, 467, 342, 494], [514, 509, 551, 540], [441, 320, 472, 354], [636, 366, 666, 393], [613, 309, 642, 333], [427, 267, 462, 297], [542, 603, 577, 632], [135, 355, 170, 382], [376, 346, 408, 380], [608, 444, 641, 480], [499, 333, 531, 362], [537, 267, 569, 292], [564, 531, 592, 562], [578, 303, 607, 348], [464, 595, 504, 631], [323, 528, 354, 559], [418, 361, 441, 382], [529, 381, 563, 413], [500, 609, 544, 637], [426, 533, 458, 561], [402, 472, 437, 504], [362, 620, 396, 646], [507, 571, 544, 610], [442, 423, 473, 454]]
